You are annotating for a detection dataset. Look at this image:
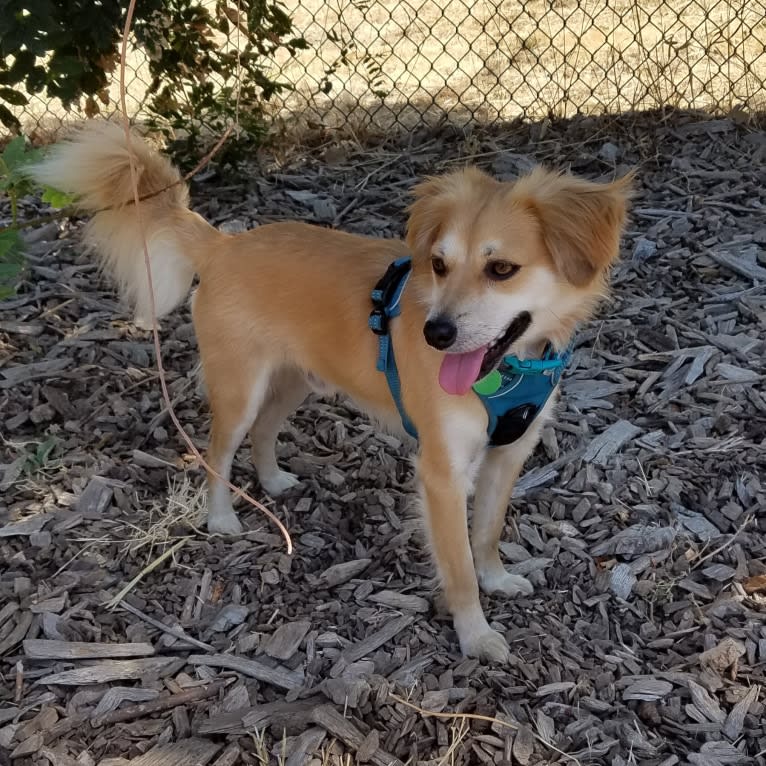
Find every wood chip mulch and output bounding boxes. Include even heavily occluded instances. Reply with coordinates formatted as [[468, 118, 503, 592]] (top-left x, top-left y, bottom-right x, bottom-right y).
[[1, 108, 766, 766]]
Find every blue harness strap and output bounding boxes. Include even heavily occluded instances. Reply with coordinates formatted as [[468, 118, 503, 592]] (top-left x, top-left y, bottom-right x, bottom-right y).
[[369, 256, 573, 447], [369, 257, 419, 439]]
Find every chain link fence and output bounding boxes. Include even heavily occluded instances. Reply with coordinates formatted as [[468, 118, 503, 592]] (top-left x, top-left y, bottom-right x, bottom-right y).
[[11, 0, 766, 137]]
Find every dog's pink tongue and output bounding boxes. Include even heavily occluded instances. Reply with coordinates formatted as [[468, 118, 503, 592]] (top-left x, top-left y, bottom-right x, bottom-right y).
[[438, 346, 487, 395]]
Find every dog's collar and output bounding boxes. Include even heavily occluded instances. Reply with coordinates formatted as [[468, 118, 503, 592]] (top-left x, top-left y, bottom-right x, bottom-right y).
[[473, 342, 572, 395], [369, 257, 573, 446]]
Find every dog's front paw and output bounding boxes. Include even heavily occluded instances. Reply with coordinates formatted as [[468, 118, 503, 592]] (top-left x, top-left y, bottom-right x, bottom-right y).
[[460, 627, 511, 664], [206, 510, 243, 536], [478, 569, 534, 598], [261, 470, 300, 496]]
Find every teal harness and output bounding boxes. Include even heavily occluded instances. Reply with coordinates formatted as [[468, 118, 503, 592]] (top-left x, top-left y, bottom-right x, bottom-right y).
[[368, 257, 573, 447]]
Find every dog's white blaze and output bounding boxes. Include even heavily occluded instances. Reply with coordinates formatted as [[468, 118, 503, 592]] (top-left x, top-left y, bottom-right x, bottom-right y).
[[435, 230, 465, 265]]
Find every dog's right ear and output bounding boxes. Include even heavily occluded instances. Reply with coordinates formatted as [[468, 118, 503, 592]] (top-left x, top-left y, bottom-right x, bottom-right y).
[[405, 176, 447, 262]]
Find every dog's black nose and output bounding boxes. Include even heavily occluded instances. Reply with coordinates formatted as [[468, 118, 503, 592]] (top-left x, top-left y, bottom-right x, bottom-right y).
[[424, 317, 457, 350]]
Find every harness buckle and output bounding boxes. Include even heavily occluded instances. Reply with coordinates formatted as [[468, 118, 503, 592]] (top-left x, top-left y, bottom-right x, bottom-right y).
[[369, 257, 412, 337], [369, 308, 388, 336]]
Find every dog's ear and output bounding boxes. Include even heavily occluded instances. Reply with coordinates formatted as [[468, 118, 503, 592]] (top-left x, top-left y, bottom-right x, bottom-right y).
[[405, 176, 449, 260], [513, 167, 634, 287]]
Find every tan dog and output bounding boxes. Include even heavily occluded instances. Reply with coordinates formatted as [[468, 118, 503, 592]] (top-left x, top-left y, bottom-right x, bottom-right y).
[[30, 121, 632, 661]]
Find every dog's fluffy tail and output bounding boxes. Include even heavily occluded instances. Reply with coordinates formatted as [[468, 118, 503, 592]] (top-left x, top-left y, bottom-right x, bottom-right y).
[[28, 120, 218, 324]]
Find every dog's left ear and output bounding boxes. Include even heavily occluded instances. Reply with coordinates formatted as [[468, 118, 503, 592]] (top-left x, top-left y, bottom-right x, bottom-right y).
[[513, 168, 635, 287]]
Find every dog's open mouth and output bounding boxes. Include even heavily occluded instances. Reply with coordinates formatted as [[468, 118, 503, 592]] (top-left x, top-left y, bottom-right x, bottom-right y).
[[438, 312, 531, 396]]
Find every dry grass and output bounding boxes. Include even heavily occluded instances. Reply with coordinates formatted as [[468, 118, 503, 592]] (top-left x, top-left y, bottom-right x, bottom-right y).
[[7, 0, 766, 138]]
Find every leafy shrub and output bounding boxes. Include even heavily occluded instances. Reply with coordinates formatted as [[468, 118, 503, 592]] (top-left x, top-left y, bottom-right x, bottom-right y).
[[0, 136, 74, 299], [0, 0, 306, 151]]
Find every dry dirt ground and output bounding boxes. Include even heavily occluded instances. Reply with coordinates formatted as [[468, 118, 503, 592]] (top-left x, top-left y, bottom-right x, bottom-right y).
[[1, 109, 766, 766]]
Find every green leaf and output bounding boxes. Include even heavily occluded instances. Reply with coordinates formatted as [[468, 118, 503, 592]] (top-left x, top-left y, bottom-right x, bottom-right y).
[[0, 227, 24, 299], [41, 186, 76, 208], [1, 136, 27, 169], [0, 229, 24, 261], [34, 436, 58, 466], [0, 87, 28, 106]]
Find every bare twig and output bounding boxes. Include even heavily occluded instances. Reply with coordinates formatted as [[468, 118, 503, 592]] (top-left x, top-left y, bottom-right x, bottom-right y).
[[690, 514, 754, 571], [389, 692, 581, 766], [105, 537, 189, 609], [91, 680, 225, 726], [118, 600, 216, 652]]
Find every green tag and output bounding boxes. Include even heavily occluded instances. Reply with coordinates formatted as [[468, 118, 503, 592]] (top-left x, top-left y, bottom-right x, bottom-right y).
[[473, 369, 502, 395]]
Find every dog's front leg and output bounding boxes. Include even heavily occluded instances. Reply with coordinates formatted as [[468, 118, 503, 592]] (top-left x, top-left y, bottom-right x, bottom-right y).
[[471, 399, 554, 597], [418, 442, 511, 663], [471, 441, 536, 597]]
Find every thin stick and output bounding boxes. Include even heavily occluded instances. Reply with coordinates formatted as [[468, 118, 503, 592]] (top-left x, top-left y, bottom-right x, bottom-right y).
[[690, 514, 754, 571], [91, 681, 226, 726], [118, 600, 215, 652], [389, 693, 581, 765], [105, 537, 189, 609], [116, 0, 292, 553]]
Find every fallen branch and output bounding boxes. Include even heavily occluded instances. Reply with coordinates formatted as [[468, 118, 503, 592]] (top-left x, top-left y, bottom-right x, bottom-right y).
[[91, 680, 225, 726]]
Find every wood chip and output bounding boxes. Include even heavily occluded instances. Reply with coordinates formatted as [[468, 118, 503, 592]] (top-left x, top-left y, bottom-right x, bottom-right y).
[[722, 684, 760, 740], [336, 615, 414, 666], [263, 620, 311, 660], [741, 574, 766, 594], [535, 681, 575, 697], [591, 525, 676, 557], [24, 640, 155, 660], [76, 477, 114, 515], [0, 611, 33, 656], [582, 420, 641, 466], [707, 247, 766, 282], [687, 740, 750, 766], [702, 564, 736, 582], [310, 705, 402, 766], [188, 653, 304, 691], [198, 696, 324, 736], [92, 682, 224, 726], [0, 359, 71, 388], [211, 744, 241, 766], [512, 725, 536, 765], [0, 516, 51, 538], [688, 680, 726, 723], [92, 687, 160, 718], [126, 738, 221, 766], [610, 563, 637, 599], [699, 638, 746, 675], [319, 559, 372, 587], [11, 733, 44, 759], [368, 590, 430, 612], [285, 728, 327, 766], [40, 657, 183, 686], [623, 679, 673, 702]]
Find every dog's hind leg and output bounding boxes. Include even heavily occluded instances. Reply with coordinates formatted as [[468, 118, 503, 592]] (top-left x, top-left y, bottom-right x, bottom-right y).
[[249, 369, 310, 496], [204, 361, 273, 536]]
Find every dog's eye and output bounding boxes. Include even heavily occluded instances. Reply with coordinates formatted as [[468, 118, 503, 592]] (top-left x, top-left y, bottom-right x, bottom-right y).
[[431, 256, 448, 277], [486, 261, 519, 281]]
